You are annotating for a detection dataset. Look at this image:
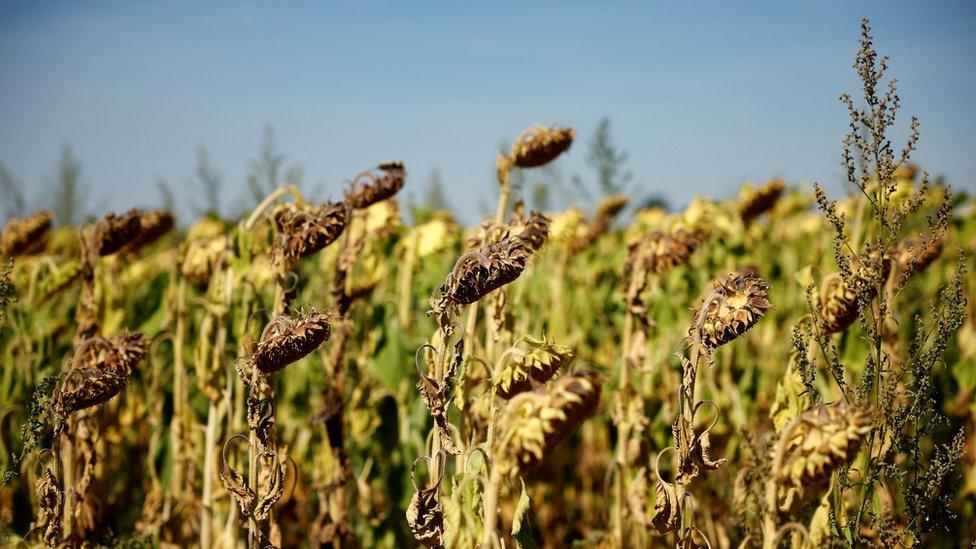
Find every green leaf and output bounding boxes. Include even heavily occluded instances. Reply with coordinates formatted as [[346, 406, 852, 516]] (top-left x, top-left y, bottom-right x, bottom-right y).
[[512, 478, 535, 549]]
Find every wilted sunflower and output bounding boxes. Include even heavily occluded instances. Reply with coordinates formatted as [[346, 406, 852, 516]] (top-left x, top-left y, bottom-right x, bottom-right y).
[[345, 161, 406, 209], [693, 272, 771, 351], [249, 311, 332, 374], [53, 332, 147, 431], [568, 195, 630, 255], [1, 210, 53, 256], [493, 336, 576, 399], [889, 234, 944, 278], [272, 201, 348, 268], [509, 124, 575, 168], [122, 209, 174, 253], [431, 233, 533, 313], [514, 210, 551, 251], [625, 228, 701, 278], [738, 179, 785, 222], [182, 237, 228, 288], [91, 209, 143, 256], [771, 403, 872, 510], [493, 371, 601, 475], [818, 273, 859, 334]]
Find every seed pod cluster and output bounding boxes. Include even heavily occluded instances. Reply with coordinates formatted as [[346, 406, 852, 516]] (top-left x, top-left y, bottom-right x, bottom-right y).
[[92, 209, 143, 256], [493, 336, 576, 399], [509, 124, 575, 168], [693, 272, 771, 351], [272, 201, 348, 268], [1, 210, 53, 256], [249, 311, 332, 374], [738, 179, 785, 222], [493, 371, 601, 475], [772, 403, 872, 510], [33, 465, 63, 546], [345, 161, 406, 210]]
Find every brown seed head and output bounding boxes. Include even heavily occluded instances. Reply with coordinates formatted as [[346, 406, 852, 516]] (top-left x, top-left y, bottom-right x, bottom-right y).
[[890, 234, 944, 278], [510, 124, 575, 168], [595, 194, 630, 219], [92, 209, 142, 256], [435, 234, 532, 309], [1, 210, 53, 256], [626, 229, 701, 278], [182, 237, 228, 287], [250, 311, 332, 373], [345, 161, 406, 209], [772, 403, 872, 510], [494, 371, 601, 475], [514, 210, 551, 251], [493, 336, 576, 399], [739, 179, 785, 222], [693, 272, 771, 351], [818, 273, 859, 334], [272, 201, 348, 268], [124, 209, 174, 253]]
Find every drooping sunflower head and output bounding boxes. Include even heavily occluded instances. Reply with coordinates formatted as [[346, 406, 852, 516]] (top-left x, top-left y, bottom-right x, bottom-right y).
[[693, 272, 771, 351], [509, 124, 575, 168]]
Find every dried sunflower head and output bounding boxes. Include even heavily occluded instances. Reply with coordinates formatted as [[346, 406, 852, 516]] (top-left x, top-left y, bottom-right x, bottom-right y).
[[249, 311, 332, 373], [272, 201, 348, 268], [1, 210, 53, 256], [510, 124, 575, 168], [772, 403, 872, 511], [345, 161, 406, 209], [596, 194, 630, 219], [889, 234, 943, 278], [693, 272, 771, 351], [493, 371, 601, 475], [493, 336, 576, 399], [432, 233, 533, 312], [818, 273, 859, 334], [182, 237, 228, 288], [124, 209, 175, 253], [738, 179, 785, 222], [92, 209, 143, 256], [514, 210, 551, 251], [38, 260, 84, 302], [626, 228, 701, 278]]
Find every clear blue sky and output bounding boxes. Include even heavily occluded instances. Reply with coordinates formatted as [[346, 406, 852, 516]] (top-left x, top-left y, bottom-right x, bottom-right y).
[[1, 1, 974, 222]]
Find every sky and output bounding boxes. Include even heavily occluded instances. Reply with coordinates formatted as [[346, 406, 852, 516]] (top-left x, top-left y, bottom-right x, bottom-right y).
[[1, 1, 974, 222]]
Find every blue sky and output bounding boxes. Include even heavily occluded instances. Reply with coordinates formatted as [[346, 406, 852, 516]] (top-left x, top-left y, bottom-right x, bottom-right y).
[[1, 1, 974, 221]]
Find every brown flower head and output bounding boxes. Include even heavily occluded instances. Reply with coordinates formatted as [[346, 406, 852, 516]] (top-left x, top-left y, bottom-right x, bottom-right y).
[[890, 234, 944, 278], [92, 209, 142, 256], [693, 272, 771, 351], [54, 332, 147, 432], [493, 336, 576, 399], [433, 233, 532, 310], [124, 209, 175, 253], [626, 229, 701, 278], [272, 201, 348, 268], [510, 124, 575, 168], [345, 161, 406, 209], [181, 237, 228, 288], [568, 195, 630, 255], [772, 403, 872, 510], [818, 272, 871, 334], [595, 194, 629, 219], [250, 311, 332, 374], [1, 210, 53, 256], [493, 371, 601, 475], [514, 210, 551, 251], [739, 179, 785, 222]]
